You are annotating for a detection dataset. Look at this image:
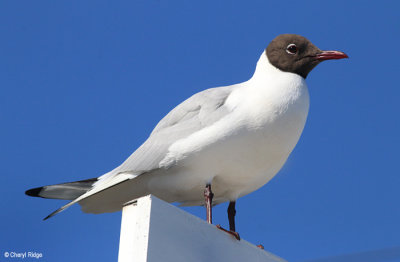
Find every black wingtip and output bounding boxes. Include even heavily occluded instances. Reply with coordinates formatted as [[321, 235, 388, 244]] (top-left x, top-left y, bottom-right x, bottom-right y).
[[25, 187, 43, 197], [43, 210, 57, 221], [43, 214, 51, 221], [43, 206, 65, 221]]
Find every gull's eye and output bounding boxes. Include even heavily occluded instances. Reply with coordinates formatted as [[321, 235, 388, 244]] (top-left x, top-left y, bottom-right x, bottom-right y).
[[286, 44, 298, 55]]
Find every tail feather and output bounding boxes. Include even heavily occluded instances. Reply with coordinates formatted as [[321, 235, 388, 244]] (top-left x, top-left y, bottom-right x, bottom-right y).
[[35, 172, 136, 220], [25, 178, 98, 200]]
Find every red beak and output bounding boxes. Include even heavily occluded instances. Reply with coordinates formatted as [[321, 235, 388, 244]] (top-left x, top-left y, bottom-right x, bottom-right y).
[[316, 50, 348, 61]]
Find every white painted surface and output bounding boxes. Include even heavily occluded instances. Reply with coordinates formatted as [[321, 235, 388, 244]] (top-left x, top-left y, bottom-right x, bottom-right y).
[[118, 198, 151, 262], [118, 195, 286, 262]]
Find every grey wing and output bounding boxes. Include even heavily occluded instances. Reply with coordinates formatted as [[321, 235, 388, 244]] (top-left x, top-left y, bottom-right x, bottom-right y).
[[109, 85, 235, 176], [42, 85, 236, 219]]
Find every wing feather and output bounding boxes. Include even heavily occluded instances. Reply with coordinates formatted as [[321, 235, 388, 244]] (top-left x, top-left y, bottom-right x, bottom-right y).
[[44, 85, 237, 218], [108, 85, 235, 177]]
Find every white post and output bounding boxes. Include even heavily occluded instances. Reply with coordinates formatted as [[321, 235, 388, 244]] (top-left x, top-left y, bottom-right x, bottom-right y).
[[118, 198, 152, 262], [118, 195, 286, 262]]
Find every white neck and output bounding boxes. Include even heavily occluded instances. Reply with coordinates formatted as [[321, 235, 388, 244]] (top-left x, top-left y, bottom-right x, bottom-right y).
[[249, 50, 304, 85], [226, 50, 309, 111]]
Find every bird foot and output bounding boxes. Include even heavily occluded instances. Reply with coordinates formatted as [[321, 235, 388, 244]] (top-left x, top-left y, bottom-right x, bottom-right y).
[[216, 224, 240, 240]]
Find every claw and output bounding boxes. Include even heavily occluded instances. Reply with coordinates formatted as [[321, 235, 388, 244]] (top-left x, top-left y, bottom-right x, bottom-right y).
[[216, 224, 240, 240]]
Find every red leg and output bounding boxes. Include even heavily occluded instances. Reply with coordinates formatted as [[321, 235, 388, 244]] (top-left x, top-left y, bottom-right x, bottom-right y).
[[204, 186, 240, 240]]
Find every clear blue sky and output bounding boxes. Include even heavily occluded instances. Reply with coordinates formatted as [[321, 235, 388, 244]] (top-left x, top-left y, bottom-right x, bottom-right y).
[[1, 1, 399, 261]]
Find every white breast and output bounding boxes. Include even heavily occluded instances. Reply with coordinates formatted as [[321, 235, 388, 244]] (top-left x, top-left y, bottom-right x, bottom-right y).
[[149, 51, 310, 205], [209, 54, 310, 200]]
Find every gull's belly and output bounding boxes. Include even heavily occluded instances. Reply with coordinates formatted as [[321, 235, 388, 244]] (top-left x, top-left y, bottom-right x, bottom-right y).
[[148, 100, 309, 205], [148, 79, 310, 205], [204, 110, 307, 201]]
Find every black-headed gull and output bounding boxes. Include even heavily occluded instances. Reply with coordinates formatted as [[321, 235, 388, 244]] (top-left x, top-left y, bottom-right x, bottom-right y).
[[26, 34, 348, 239]]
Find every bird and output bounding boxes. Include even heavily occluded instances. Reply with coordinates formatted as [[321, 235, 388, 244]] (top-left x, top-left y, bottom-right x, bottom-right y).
[[26, 34, 348, 239]]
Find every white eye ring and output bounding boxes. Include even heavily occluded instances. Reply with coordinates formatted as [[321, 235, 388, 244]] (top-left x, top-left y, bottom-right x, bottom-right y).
[[286, 43, 298, 55]]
